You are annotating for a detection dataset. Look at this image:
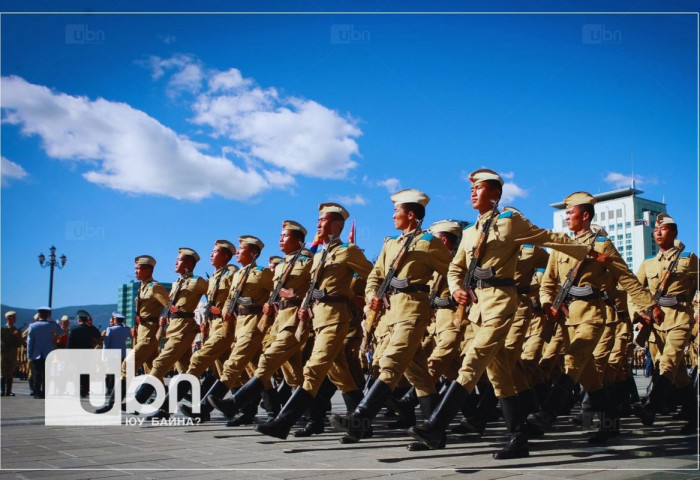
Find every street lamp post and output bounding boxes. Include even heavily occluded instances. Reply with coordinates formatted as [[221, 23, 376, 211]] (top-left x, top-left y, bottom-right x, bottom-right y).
[[38, 246, 67, 308]]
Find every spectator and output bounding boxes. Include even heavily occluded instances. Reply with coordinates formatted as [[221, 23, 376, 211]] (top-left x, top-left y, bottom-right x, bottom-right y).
[[26, 307, 63, 399], [67, 310, 101, 397]]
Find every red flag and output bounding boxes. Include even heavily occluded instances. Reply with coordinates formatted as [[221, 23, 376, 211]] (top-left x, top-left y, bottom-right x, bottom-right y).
[[349, 218, 356, 244]]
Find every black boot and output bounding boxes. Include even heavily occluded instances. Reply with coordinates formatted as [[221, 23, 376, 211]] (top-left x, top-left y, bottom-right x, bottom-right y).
[[255, 387, 313, 439], [454, 382, 497, 435], [527, 373, 575, 430], [1, 377, 6, 396], [634, 374, 672, 426], [147, 381, 191, 420], [677, 384, 698, 435], [587, 387, 619, 444], [533, 381, 551, 406], [387, 387, 418, 429], [294, 395, 326, 437], [210, 377, 264, 420], [227, 395, 260, 427], [277, 380, 292, 406], [181, 380, 228, 422], [408, 381, 470, 450], [5, 377, 15, 397], [406, 393, 440, 451], [96, 378, 126, 414], [518, 389, 544, 437], [261, 387, 281, 422], [626, 375, 640, 404], [134, 383, 156, 407], [331, 380, 392, 443], [613, 381, 632, 417], [493, 396, 529, 459]]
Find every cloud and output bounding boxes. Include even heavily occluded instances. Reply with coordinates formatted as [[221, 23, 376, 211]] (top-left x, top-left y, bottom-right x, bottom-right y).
[[330, 194, 367, 206], [376, 177, 401, 193], [604, 172, 657, 189], [1, 156, 28, 186], [501, 182, 528, 204], [1, 75, 273, 201], [141, 54, 204, 97], [159, 34, 176, 44]]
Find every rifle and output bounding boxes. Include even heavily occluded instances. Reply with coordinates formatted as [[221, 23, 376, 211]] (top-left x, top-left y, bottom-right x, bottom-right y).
[[453, 200, 500, 329], [295, 236, 337, 342], [257, 245, 305, 334], [360, 220, 424, 356], [156, 276, 186, 342], [540, 226, 607, 342], [223, 263, 255, 338], [635, 240, 685, 347]]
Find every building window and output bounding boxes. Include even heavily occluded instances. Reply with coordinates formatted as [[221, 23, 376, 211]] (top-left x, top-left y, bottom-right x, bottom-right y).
[[617, 223, 623, 230], [601, 212, 606, 221], [619, 245, 624, 251], [626, 221, 631, 228], [609, 224, 615, 231], [626, 256, 633, 263], [617, 209, 622, 217], [626, 233, 632, 239], [617, 234, 623, 240]]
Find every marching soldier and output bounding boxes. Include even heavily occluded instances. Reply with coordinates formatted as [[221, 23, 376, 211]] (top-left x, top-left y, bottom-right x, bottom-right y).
[[633, 213, 698, 433], [132, 248, 208, 409], [408, 170, 594, 459], [255, 203, 373, 440], [1, 311, 23, 396], [528, 192, 660, 443]]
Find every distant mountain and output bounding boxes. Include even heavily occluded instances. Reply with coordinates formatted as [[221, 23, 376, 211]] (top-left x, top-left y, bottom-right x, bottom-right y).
[[1, 304, 116, 332]]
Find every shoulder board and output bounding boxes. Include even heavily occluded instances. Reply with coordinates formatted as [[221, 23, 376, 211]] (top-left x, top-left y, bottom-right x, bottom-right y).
[[681, 252, 691, 258], [523, 244, 534, 249], [498, 211, 513, 219], [385, 235, 399, 242], [339, 242, 349, 249], [596, 237, 606, 242], [255, 266, 264, 271], [300, 255, 310, 261], [190, 275, 200, 279], [419, 232, 434, 242], [535, 267, 545, 273], [148, 282, 155, 287], [645, 254, 656, 260]]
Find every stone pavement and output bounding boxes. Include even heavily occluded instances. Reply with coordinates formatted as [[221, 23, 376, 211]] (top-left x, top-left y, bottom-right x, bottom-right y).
[[0, 375, 698, 480]]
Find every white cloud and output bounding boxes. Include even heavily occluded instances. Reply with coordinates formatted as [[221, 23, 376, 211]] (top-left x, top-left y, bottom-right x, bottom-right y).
[[604, 172, 656, 189], [501, 171, 515, 180], [501, 182, 528, 204], [141, 54, 203, 97], [159, 35, 176, 44], [331, 194, 367, 206], [376, 177, 401, 193], [1, 75, 272, 201], [1, 156, 28, 186]]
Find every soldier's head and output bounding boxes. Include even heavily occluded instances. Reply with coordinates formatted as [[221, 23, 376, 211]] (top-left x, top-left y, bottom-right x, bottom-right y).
[[279, 220, 307, 255], [4, 311, 16, 326], [176, 248, 199, 274], [37, 307, 51, 320], [134, 255, 156, 281], [563, 192, 596, 233], [654, 213, 677, 250], [237, 236, 264, 266], [317, 203, 349, 241], [469, 169, 503, 214], [112, 312, 125, 325], [391, 189, 429, 231], [211, 240, 235, 269], [76, 310, 91, 324], [429, 220, 462, 253], [60, 315, 70, 330]]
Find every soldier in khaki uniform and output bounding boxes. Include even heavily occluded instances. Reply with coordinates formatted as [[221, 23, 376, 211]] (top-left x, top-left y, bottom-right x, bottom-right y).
[[332, 189, 451, 443], [145, 241, 238, 420], [209, 222, 315, 428], [520, 267, 549, 402], [96, 255, 169, 413], [409, 169, 593, 459], [528, 192, 660, 443], [256, 203, 373, 440], [633, 213, 698, 433], [133, 248, 208, 409], [1, 311, 23, 396]]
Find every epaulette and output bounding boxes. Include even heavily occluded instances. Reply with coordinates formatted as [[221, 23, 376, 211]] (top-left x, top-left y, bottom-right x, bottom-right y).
[[681, 252, 691, 258], [596, 237, 606, 242], [535, 267, 545, 273], [255, 266, 264, 271], [339, 242, 349, 249], [148, 282, 155, 287], [498, 211, 513, 219], [420, 232, 434, 242], [385, 235, 399, 242], [523, 244, 534, 249], [190, 275, 200, 279]]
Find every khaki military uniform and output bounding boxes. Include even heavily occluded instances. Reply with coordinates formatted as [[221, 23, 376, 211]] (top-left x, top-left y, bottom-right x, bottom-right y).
[[186, 265, 238, 378], [449, 210, 589, 398], [150, 273, 208, 381], [366, 230, 451, 396], [637, 247, 699, 387], [1, 325, 23, 378], [541, 230, 655, 392], [219, 264, 274, 388], [121, 278, 169, 380], [302, 240, 373, 396], [255, 251, 312, 389], [426, 272, 462, 382], [345, 274, 367, 388], [520, 268, 548, 386]]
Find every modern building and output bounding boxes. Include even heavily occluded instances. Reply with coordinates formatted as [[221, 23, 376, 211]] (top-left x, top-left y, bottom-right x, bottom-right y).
[[551, 186, 667, 273], [117, 281, 173, 328]]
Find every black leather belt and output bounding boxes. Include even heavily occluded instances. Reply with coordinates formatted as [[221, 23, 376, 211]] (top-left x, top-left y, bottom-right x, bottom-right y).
[[564, 285, 601, 303], [139, 316, 159, 323], [170, 312, 195, 319], [432, 297, 455, 310], [279, 298, 302, 310], [472, 266, 514, 289], [311, 289, 350, 304], [237, 305, 263, 315], [658, 295, 688, 307]]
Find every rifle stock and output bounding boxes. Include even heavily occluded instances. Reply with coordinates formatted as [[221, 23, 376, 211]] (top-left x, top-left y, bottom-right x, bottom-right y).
[[258, 246, 305, 334]]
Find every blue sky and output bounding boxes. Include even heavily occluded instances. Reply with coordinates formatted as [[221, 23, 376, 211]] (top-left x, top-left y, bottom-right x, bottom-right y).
[[1, 3, 698, 308]]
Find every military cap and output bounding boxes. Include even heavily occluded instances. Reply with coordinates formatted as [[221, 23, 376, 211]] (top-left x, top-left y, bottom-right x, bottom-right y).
[[390, 189, 430, 207], [111, 312, 125, 320], [5, 311, 16, 319], [269, 255, 283, 266], [37, 306, 51, 313], [178, 247, 200, 263], [76, 309, 91, 319], [469, 168, 504, 186], [429, 220, 462, 236], [282, 220, 308, 237], [239, 236, 264, 251], [563, 191, 596, 208], [318, 202, 349, 220], [214, 239, 236, 257], [656, 213, 676, 227], [134, 255, 157, 267], [60, 315, 70, 321]]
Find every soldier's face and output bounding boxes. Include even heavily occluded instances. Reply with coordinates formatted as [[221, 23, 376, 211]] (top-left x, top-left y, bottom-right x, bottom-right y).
[[565, 206, 584, 232], [237, 244, 256, 265], [6, 316, 16, 326], [279, 229, 301, 255], [135, 264, 152, 281], [471, 182, 498, 213], [392, 205, 412, 230], [210, 247, 230, 268], [317, 213, 334, 240], [654, 224, 676, 250], [175, 254, 192, 274]]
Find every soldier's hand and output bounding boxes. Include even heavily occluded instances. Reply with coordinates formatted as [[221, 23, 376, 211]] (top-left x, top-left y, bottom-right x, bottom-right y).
[[168, 305, 179, 313], [297, 308, 310, 322], [589, 251, 612, 263], [452, 289, 470, 306], [262, 303, 272, 315], [209, 306, 221, 315], [369, 297, 382, 312], [543, 303, 558, 322], [199, 322, 208, 334], [159, 317, 167, 326], [652, 305, 665, 325]]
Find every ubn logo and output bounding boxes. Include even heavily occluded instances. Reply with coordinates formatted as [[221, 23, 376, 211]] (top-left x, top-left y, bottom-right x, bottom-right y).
[[65, 24, 105, 44], [45, 349, 201, 426]]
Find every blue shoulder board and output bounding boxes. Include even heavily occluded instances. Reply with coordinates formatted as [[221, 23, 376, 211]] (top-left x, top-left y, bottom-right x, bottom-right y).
[[681, 252, 691, 258], [190, 275, 199, 280], [596, 237, 606, 242], [498, 211, 513, 219], [386, 235, 398, 241], [255, 266, 264, 271], [420, 233, 434, 242], [535, 267, 545, 273], [148, 282, 155, 287], [339, 242, 349, 249], [523, 244, 534, 249]]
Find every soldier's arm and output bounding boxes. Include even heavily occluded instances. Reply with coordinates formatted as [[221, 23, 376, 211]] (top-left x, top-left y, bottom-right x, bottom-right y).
[[601, 240, 654, 311], [196, 276, 209, 298], [152, 283, 170, 308], [539, 251, 559, 307], [346, 244, 374, 280], [261, 267, 274, 296], [688, 253, 699, 295], [447, 234, 468, 296], [533, 245, 550, 270], [365, 243, 387, 303], [427, 237, 451, 277], [511, 213, 589, 261]]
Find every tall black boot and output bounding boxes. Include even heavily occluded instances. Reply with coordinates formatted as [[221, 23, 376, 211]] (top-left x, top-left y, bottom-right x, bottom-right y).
[[147, 381, 191, 420], [6, 377, 15, 397], [626, 375, 640, 404], [294, 395, 327, 437], [1, 377, 6, 396], [261, 387, 281, 421], [527, 373, 575, 430], [678, 384, 698, 435], [255, 387, 314, 440], [209, 377, 264, 420], [455, 382, 497, 435], [227, 390, 260, 427], [330, 380, 392, 443], [587, 387, 619, 444], [493, 396, 529, 459], [406, 393, 440, 451], [634, 373, 672, 426], [408, 381, 470, 450], [613, 380, 632, 417], [180, 380, 228, 422], [518, 389, 545, 437], [533, 381, 551, 406], [387, 387, 418, 428], [134, 383, 156, 411], [277, 380, 292, 406]]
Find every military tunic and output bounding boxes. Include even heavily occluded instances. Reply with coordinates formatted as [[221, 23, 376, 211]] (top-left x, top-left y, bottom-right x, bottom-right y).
[[1, 325, 23, 378]]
